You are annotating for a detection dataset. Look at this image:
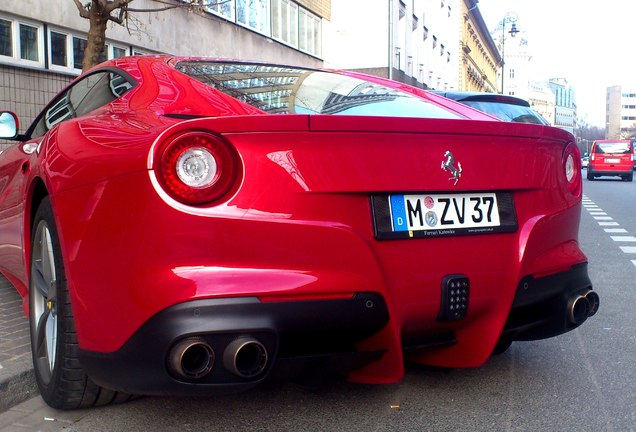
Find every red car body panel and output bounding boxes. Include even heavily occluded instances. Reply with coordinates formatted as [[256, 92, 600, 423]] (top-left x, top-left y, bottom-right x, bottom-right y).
[[0, 56, 594, 394]]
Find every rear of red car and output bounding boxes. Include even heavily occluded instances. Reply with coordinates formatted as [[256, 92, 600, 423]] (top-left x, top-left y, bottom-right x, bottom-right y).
[[59, 116, 593, 393], [0, 57, 597, 405], [587, 139, 634, 181]]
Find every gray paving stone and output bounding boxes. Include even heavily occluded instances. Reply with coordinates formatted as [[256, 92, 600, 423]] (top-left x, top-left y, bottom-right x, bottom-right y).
[[0, 275, 35, 413]]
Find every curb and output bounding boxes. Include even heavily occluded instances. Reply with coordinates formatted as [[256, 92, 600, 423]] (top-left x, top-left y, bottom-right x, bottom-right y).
[[0, 275, 38, 413], [0, 367, 37, 413]]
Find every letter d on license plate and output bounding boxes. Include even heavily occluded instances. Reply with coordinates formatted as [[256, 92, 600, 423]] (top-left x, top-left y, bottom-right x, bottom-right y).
[[390, 193, 501, 232]]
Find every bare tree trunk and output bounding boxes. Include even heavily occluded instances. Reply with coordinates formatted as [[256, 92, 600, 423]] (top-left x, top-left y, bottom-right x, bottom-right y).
[[83, 4, 109, 71]]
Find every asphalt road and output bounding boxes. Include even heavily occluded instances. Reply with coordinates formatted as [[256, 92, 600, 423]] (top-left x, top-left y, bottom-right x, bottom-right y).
[[2, 171, 635, 432]]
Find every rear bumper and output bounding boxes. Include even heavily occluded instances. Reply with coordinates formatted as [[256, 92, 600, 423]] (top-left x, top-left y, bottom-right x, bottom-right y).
[[77, 263, 597, 396], [588, 166, 632, 176], [501, 262, 595, 342], [78, 292, 389, 395]]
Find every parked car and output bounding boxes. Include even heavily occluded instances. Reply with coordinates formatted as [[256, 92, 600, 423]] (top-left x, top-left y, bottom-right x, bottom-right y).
[[0, 56, 597, 410], [581, 156, 589, 168], [432, 91, 550, 125], [587, 139, 634, 181]]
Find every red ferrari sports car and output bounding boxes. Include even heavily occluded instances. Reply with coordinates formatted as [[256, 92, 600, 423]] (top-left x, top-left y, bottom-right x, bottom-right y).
[[0, 56, 598, 410]]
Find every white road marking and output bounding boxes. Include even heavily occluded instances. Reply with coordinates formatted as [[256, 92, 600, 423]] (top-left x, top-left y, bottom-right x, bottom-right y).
[[611, 236, 636, 242], [585, 198, 636, 266]]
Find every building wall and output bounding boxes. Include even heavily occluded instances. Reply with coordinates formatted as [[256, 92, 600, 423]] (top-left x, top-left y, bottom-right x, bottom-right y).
[[325, 0, 459, 91], [323, 0, 389, 70], [548, 79, 576, 134], [528, 80, 555, 125], [606, 86, 636, 139], [1, 0, 328, 148], [298, 0, 331, 19], [458, 0, 499, 93]]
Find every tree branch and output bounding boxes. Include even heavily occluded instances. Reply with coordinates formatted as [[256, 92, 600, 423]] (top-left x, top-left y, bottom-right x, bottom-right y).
[[126, 5, 178, 13], [72, 0, 91, 18], [105, 0, 134, 14]]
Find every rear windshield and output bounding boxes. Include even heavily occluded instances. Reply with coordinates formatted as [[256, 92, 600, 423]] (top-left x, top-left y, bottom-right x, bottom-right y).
[[461, 101, 548, 125], [175, 61, 461, 119], [594, 142, 632, 154]]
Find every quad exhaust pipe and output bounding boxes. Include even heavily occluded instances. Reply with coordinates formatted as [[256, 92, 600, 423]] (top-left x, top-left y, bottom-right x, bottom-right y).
[[223, 337, 269, 379], [168, 338, 215, 380], [567, 290, 600, 325]]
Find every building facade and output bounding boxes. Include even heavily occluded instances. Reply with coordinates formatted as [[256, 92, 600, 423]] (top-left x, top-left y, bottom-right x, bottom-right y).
[[325, 0, 460, 91], [606, 85, 636, 139], [0, 0, 328, 142], [549, 78, 576, 134], [527, 80, 555, 125], [458, 0, 499, 93]]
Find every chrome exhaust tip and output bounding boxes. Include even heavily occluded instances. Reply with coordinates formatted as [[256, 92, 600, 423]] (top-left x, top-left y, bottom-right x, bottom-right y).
[[167, 338, 215, 380], [567, 295, 590, 325], [584, 290, 600, 317], [223, 337, 268, 379]]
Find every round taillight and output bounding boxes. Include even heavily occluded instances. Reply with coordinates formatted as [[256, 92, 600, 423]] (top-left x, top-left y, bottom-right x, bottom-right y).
[[156, 131, 240, 205], [565, 153, 575, 182], [563, 143, 581, 196]]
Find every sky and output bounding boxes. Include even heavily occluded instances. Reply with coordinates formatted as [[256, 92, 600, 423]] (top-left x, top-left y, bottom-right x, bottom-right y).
[[477, 0, 635, 127]]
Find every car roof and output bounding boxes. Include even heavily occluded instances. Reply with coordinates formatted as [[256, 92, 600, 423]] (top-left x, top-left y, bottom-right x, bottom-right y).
[[431, 91, 531, 107]]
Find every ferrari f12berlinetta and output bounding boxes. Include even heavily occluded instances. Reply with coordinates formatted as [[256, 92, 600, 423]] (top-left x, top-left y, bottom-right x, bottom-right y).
[[0, 56, 597, 409]]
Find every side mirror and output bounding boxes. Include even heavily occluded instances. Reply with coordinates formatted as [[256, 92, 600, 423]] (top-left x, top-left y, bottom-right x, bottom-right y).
[[0, 111, 19, 139]]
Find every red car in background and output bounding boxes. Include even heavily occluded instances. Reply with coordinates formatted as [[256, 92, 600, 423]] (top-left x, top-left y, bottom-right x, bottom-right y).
[[0, 56, 597, 410], [587, 139, 634, 181]]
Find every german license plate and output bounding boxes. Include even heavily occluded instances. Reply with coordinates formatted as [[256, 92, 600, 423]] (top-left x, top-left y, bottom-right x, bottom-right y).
[[389, 193, 500, 233], [605, 158, 620, 163]]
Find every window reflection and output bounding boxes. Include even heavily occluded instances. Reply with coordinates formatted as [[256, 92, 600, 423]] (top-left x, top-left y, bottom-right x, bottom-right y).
[[176, 61, 460, 119]]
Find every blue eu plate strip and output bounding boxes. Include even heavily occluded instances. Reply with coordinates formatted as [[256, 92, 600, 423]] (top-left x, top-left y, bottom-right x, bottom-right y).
[[390, 195, 408, 232]]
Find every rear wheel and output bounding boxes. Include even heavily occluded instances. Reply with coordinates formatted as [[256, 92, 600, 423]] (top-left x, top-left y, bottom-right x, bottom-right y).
[[626, 173, 633, 182], [587, 171, 594, 181], [29, 197, 133, 409]]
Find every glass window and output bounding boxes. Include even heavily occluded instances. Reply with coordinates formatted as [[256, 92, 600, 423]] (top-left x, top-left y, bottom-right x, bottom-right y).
[[175, 61, 461, 119], [289, 2, 297, 46], [19, 23, 38, 61], [236, 0, 269, 34], [29, 71, 135, 138], [207, 0, 233, 19], [0, 19, 12, 57], [237, 0, 247, 24], [113, 46, 127, 58], [73, 36, 87, 70], [298, 8, 307, 51], [298, 9, 320, 56], [50, 31, 67, 66]]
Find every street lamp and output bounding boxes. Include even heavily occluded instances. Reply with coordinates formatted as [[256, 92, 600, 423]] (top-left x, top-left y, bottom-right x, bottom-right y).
[[500, 12, 519, 94]]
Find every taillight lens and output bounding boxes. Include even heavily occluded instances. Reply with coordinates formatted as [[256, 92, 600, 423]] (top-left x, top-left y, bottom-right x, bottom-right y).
[[156, 131, 240, 205], [563, 143, 581, 196]]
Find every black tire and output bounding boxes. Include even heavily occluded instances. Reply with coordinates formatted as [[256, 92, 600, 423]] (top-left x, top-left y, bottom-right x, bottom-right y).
[[29, 197, 134, 409], [587, 171, 594, 181], [627, 173, 633, 182]]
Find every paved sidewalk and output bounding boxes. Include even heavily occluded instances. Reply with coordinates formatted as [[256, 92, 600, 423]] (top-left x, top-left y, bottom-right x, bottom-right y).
[[0, 274, 36, 413]]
